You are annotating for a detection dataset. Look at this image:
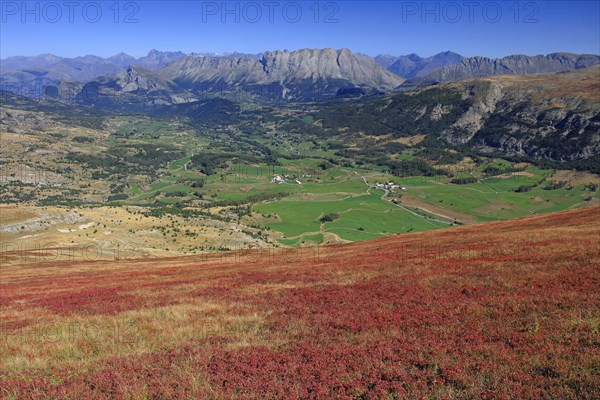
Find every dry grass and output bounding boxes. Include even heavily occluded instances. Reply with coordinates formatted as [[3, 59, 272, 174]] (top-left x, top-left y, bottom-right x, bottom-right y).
[[549, 170, 600, 186], [482, 65, 600, 103], [0, 204, 271, 266], [392, 134, 426, 146]]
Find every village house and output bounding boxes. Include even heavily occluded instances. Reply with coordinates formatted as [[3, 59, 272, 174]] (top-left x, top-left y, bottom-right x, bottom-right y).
[[271, 175, 285, 184]]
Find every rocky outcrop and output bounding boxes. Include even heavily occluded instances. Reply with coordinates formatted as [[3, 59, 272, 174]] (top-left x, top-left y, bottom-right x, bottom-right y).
[[448, 82, 503, 141]]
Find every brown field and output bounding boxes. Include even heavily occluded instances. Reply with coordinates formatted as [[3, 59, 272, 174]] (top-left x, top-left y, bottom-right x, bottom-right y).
[[392, 134, 426, 146], [0, 204, 272, 265]]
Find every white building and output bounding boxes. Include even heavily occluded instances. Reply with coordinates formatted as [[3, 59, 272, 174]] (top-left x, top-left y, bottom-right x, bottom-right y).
[[272, 175, 284, 184]]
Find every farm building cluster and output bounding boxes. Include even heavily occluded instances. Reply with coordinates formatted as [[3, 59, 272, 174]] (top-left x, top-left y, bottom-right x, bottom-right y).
[[375, 181, 406, 191]]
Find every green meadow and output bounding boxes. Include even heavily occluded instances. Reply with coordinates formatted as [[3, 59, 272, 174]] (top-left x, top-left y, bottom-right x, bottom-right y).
[[103, 119, 597, 245]]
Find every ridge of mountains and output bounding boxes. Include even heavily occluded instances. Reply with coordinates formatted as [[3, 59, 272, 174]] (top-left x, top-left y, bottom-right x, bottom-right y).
[[2, 49, 599, 103], [45, 48, 405, 104], [399, 52, 600, 88], [375, 51, 464, 78], [0, 50, 188, 90]]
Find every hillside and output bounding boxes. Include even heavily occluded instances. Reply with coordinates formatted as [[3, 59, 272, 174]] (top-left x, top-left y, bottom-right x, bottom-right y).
[[317, 66, 600, 169], [1, 206, 599, 398]]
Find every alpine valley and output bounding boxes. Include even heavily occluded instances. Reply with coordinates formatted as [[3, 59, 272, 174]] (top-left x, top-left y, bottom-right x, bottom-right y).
[[1, 47, 599, 399]]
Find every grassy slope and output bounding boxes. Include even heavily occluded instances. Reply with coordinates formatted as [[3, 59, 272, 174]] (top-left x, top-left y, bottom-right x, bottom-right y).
[[1, 206, 599, 399]]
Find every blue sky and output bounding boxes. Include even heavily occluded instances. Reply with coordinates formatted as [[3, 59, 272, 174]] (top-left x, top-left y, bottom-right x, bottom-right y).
[[1, 0, 599, 58]]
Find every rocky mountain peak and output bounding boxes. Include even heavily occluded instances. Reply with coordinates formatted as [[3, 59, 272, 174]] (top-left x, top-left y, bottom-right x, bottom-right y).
[[160, 48, 403, 100]]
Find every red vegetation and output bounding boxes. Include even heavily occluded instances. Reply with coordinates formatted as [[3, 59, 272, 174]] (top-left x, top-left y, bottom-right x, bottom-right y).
[[1, 207, 599, 399]]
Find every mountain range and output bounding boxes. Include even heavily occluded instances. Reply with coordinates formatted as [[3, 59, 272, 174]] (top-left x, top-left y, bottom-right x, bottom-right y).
[[0, 50, 188, 98], [51, 49, 405, 104], [2, 48, 599, 103], [399, 52, 600, 88]]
